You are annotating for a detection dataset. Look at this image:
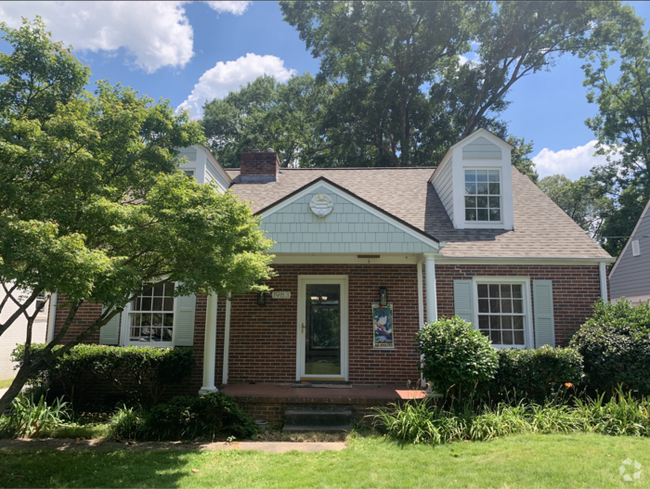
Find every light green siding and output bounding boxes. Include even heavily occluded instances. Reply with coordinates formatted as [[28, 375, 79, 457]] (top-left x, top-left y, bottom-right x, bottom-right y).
[[261, 186, 436, 253], [462, 136, 502, 160]]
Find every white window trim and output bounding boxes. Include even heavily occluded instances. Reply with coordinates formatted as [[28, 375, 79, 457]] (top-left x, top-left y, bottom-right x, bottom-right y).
[[181, 167, 196, 178], [463, 167, 504, 226], [120, 283, 179, 347], [471, 276, 533, 349]]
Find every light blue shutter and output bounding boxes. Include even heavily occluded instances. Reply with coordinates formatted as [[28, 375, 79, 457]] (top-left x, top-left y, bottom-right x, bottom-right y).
[[174, 294, 196, 346], [454, 280, 475, 325], [533, 280, 555, 347], [99, 306, 120, 345]]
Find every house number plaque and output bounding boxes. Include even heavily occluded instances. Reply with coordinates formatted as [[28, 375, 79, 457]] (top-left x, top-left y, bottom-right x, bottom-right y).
[[271, 291, 291, 299]]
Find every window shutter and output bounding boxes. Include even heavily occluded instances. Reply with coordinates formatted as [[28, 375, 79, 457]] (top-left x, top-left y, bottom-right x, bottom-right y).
[[533, 280, 555, 347], [174, 294, 196, 346], [453, 280, 475, 324], [99, 306, 120, 345]]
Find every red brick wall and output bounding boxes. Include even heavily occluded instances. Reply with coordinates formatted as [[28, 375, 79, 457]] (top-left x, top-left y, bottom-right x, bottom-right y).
[[225, 264, 422, 385], [435, 264, 601, 346]]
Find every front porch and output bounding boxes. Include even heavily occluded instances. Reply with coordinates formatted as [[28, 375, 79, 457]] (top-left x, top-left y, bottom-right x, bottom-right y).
[[221, 383, 426, 427]]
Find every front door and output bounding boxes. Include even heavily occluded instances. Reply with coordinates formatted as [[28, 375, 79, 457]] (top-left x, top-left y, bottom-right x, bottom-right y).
[[297, 276, 348, 382]]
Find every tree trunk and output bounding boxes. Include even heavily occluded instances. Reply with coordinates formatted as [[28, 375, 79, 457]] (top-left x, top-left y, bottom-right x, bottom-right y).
[[0, 359, 35, 415]]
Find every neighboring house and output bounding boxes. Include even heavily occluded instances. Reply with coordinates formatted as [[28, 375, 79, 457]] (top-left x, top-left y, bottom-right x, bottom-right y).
[[609, 197, 650, 305], [0, 290, 49, 381], [46, 130, 613, 420]]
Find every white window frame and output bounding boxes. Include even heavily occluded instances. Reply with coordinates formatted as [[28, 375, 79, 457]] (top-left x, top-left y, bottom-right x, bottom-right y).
[[181, 168, 196, 178], [119, 282, 179, 347], [471, 276, 533, 349], [463, 167, 503, 226]]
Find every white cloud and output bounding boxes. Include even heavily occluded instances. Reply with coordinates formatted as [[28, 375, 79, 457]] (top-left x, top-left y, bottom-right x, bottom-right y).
[[205, 1, 250, 15], [179, 53, 297, 119], [0, 1, 195, 73], [533, 140, 611, 180]]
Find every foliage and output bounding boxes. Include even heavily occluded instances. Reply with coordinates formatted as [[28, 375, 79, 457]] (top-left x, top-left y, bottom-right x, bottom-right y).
[[507, 136, 538, 183], [278, 1, 623, 167], [538, 174, 614, 239], [373, 388, 650, 446], [1, 394, 70, 438], [109, 393, 259, 441], [12, 344, 196, 408], [582, 8, 650, 255], [0, 18, 274, 413], [570, 299, 650, 396], [416, 317, 498, 402], [484, 346, 584, 404]]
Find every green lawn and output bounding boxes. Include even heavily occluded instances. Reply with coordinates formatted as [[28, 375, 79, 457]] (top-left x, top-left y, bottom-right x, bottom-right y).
[[0, 378, 14, 389], [1, 434, 649, 488]]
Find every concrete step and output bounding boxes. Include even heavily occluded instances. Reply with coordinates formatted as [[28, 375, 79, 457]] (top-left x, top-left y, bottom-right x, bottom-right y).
[[283, 409, 352, 432]]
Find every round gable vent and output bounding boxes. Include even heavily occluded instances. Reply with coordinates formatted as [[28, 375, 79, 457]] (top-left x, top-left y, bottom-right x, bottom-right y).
[[310, 193, 334, 217]]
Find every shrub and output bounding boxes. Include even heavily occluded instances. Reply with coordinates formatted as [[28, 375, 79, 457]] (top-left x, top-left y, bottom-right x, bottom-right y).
[[484, 346, 584, 404], [109, 405, 145, 440], [12, 344, 196, 408], [570, 300, 650, 396], [130, 392, 259, 441], [416, 317, 498, 401]]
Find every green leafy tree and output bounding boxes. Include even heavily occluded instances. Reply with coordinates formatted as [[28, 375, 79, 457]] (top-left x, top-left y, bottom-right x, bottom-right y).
[[0, 19, 274, 413], [507, 136, 538, 183], [202, 73, 334, 168], [582, 8, 650, 255], [539, 174, 614, 239], [280, 1, 622, 167]]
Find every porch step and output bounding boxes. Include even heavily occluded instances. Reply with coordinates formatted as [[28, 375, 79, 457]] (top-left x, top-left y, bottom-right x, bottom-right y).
[[283, 409, 352, 432]]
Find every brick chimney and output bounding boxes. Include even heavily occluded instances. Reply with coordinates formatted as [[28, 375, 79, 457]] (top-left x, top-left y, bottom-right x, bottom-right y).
[[240, 149, 279, 182]]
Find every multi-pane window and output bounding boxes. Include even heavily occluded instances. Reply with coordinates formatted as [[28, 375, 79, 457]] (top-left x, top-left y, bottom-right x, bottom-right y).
[[182, 169, 195, 178], [35, 292, 47, 313], [465, 169, 501, 222], [129, 283, 175, 343], [477, 283, 525, 346]]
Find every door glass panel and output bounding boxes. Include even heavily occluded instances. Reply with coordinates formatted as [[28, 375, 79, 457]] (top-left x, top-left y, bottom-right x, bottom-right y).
[[305, 284, 341, 376]]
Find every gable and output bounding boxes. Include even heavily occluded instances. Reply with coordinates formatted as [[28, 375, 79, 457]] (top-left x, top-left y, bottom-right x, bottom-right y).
[[259, 181, 438, 254], [462, 136, 502, 160], [610, 198, 650, 298]]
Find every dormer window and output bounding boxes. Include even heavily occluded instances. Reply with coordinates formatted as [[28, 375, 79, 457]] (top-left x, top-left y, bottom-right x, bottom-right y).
[[464, 169, 501, 222]]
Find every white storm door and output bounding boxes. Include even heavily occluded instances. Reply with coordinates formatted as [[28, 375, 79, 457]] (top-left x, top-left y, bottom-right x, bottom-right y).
[[296, 275, 348, 381]]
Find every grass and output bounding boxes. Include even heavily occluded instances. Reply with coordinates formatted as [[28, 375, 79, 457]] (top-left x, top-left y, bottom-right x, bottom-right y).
[[0, 378, 14, 389], [1, 433, 649, 488]]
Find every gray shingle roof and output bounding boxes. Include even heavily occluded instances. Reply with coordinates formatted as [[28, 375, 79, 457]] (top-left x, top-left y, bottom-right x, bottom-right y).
[[225, 167, 611, 260]]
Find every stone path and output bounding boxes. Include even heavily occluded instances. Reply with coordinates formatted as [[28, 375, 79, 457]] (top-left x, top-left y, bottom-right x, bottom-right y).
[[0, 438, 346, 453]]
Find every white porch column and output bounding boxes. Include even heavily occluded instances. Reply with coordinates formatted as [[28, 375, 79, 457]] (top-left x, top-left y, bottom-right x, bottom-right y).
[[221, 293, 232, 385], [416, 260, 425, 327], [599, 261, 609, 303], [424, 253, 438, 323], [199, 292, 218, 394]]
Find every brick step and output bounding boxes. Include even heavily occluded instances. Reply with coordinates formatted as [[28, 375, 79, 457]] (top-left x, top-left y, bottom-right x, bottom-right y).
[[283, 409, 352, 431]]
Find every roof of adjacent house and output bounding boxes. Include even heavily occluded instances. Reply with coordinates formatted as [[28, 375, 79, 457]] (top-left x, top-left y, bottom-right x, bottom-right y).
[[225, 167, 611, 260]]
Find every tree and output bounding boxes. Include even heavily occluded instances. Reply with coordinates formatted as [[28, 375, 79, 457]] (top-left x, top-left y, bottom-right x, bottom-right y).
[[582, 7, 650, 255], [507, 136, 538, 183], [0, 19, 274, 413], [202, 74, 335, 168], [538, 174, 613, 239], [280, 1, 622, 167]]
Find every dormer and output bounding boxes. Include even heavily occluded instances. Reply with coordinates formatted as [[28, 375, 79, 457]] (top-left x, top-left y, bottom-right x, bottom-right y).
[[176, 145, 232, 193], [430, 129, 514, 230]]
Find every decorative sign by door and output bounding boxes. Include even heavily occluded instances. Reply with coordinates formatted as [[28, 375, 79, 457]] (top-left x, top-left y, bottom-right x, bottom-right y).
[[372, 302, 394, 349]]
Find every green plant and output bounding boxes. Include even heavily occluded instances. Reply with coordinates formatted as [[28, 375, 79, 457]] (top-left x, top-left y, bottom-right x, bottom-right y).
[[139, 392, 259, 441], [12, 344, 196, 408], [109, 405, 145, 440], [570, 299, 650, 396], [483, 346, 584, 404], [3, 394, 70, 438], [416, 317, 498, 402]]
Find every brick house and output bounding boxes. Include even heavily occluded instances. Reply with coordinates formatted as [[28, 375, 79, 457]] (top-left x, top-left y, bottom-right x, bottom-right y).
[[46, 129, 613, 422]]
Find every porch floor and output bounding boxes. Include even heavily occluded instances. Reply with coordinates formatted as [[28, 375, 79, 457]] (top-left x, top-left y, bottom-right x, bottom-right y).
[[220, 384, 426, 403]]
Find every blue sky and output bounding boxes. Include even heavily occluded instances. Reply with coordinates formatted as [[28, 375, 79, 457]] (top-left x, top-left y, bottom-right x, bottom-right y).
[[2, 1, 649, 179]]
